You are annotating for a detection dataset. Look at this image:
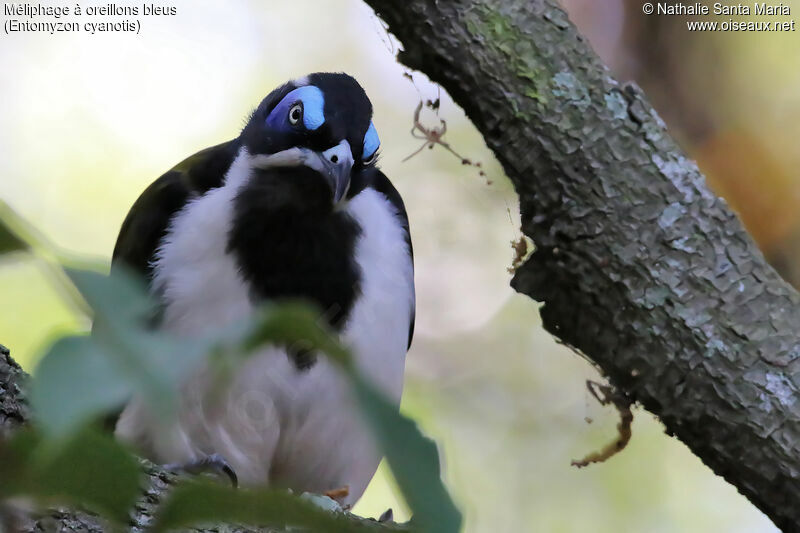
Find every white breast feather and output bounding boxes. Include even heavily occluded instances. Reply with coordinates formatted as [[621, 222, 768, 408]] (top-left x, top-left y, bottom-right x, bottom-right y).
[[343, 188, 414, 401], [150, 151, 254, 335]]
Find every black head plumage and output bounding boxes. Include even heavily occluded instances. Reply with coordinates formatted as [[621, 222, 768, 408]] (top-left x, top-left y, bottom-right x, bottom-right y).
[[240, 72, 377, 165]]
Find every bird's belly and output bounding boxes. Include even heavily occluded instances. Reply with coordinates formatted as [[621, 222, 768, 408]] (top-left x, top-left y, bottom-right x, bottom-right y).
[[117, 337, 403, 505], [264, 353, 392, 502]]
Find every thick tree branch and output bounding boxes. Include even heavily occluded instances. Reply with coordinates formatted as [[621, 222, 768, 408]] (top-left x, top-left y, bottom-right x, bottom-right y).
[[365, 1, 800, 530], [0, 346, 28, 440]]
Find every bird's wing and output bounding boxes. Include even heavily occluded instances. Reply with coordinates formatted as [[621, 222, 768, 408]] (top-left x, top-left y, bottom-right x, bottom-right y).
[[112, 139, 241, 280], [368, 169, 416, 349]]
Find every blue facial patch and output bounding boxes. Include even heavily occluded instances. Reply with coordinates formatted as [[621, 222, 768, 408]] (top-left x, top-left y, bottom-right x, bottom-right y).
[[266, 85, 326, 131], [363, 121, 380, 160]]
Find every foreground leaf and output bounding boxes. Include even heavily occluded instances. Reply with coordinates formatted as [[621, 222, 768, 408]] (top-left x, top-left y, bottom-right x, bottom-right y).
[[0, 428, 141, 524], [32, 266, 207, 436], [65, 265, 155, 325], [31, 336, 132, 436], [151, 481, 389, 533], [0, 201, 30, 256], [241, 302, 351, 365], [352, 376, 462, 533]]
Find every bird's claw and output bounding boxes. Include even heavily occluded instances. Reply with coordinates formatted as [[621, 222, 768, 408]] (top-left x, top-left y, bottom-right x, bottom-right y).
[[164, 452, 239, 488]]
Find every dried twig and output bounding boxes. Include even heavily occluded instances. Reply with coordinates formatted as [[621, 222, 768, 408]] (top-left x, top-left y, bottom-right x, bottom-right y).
[[571, 380, 633, 468]]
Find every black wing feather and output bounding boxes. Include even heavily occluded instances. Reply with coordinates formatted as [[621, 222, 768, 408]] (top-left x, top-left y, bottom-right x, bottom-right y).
[[112, 139, 240, 279]]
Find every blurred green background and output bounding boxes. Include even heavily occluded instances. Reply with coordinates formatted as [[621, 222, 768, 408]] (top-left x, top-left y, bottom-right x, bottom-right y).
[[1, 0, 796, 531]]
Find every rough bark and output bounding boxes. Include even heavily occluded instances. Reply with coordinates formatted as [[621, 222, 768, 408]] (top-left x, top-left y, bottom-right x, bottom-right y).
[[364, 1, 800, 531], [0, 345, 28, 441], [0, 348, 404, 533]]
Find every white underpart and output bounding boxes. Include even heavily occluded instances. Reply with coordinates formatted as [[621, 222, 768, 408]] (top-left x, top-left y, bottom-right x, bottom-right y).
[[115, 148, 414, 506]]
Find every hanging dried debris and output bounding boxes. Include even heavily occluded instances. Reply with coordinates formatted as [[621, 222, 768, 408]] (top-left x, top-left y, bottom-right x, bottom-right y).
[[508, 234, 530, 274], [572, 380, 634, 468]]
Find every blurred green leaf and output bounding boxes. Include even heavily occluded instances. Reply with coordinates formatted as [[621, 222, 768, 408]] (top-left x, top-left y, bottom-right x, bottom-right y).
[[151, 481, 386, 533], [352, 376, 462, 533], [31, 336, 132, 436], [31, 267, 205, 436], [0, 428, 141, 524], [0, 223, 26, 256], [0, 201, 30, 256], [241, 302, 350, 365], [65, 265, 155, 325]]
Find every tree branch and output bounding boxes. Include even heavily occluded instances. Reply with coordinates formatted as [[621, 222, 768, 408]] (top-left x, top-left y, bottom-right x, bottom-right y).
[[0, 345, 28, 440], [364, 1, 800, 530]]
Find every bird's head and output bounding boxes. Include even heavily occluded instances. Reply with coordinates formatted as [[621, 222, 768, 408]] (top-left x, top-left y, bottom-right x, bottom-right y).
[[239, 72, 379, 210]]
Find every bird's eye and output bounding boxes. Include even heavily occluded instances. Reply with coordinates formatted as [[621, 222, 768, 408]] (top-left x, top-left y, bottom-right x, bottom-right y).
[[288, 103, 303, 126]]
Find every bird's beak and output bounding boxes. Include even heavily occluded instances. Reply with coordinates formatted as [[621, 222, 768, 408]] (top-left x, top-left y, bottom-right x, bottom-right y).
[[251, 140, 353, 204], [316, 140, 354, 204]]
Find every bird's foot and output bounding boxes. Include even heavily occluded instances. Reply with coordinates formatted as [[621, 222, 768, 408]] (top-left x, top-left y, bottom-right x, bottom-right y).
[[378, 508, 394, 523], [164, 453, 239, 488]]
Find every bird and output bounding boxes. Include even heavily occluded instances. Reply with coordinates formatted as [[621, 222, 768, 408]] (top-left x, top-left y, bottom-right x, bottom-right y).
[[109, 72, 415, 507]]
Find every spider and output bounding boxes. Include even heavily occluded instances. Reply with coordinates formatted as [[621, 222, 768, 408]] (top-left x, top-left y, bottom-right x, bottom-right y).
[[403, 101, 473, 165]]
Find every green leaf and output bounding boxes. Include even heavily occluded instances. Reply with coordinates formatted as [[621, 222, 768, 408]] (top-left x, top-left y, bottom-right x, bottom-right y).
[[32, 267, 206, 437], [31, 336, 132, 436], [65, 265, 154, 325], [151, 481, 386, 533], [0, 428, 141, 524], [351, 376, 462, 533], [0, 222, 26, 255], [0, 201, 30, 256], [241, 302, 350, 365]]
